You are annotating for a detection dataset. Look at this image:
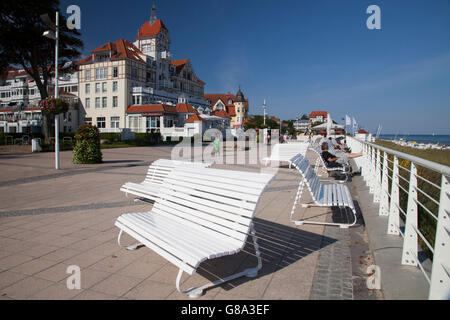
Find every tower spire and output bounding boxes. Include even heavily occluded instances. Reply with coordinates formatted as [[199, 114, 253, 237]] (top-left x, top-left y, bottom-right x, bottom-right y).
[[150, 4, 157, 24]]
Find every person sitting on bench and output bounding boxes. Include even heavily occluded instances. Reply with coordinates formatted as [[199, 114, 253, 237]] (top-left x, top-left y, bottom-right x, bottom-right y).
[[321, 142, 362, 170]]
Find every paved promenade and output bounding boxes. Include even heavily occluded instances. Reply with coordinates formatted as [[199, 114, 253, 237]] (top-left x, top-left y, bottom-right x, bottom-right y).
[[0, 145, 382, 300]]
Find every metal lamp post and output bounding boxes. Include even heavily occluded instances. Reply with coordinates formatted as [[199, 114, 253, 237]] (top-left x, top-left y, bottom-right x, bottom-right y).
[[43, 11, 60, 170]]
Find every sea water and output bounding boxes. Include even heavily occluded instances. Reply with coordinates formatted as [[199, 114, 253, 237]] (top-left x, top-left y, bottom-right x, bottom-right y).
[[378, 134, 450, 146]]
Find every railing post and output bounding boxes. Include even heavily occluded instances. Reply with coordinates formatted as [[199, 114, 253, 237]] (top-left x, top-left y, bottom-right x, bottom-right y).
[[387, 155, 400, 235], [374, 149, 381, 203], [369, 147, 376, 194], [378, 151, 389, 216], [362, 144, 369, 183], [401, 162, 418, 266], [429, 174, 450, 300]]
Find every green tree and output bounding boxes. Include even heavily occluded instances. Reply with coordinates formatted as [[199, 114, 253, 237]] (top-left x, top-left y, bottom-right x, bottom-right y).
[[0, 0, 83, 143]]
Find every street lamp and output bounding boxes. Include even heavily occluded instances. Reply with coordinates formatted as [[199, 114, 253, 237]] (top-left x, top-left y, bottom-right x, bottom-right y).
[[262, 99, 267, 126], [42, 11, 60, 170]]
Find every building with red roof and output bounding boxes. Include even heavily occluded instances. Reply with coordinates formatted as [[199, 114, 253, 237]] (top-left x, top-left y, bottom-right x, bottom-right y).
[[77, 4, 208, 134], [309, 111, 328, 123], [204, 87, 249, 129]]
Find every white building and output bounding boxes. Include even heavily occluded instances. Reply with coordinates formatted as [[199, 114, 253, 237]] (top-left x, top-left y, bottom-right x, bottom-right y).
[[0, 68, 79, 133], [77, 5, 209, 135]]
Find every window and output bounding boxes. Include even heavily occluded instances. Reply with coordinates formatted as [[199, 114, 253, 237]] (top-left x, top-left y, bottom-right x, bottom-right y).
[[129, 116, 141, 130], [142, 44, 151, 52], [85, 84, 90, 94], [112, 96, 118, 108], [85, 117, 92, 125], [95, 83, 100, 93], [237, 107, 240, 113], [131, 68, 138, 79], [85, 70, 90, 81], [95, 68, 107, 80], [111, 117, 120, 129], [146, 116, 160, 129], [95, 97, 100, 109], [102, 82, 107, 93], [102, 97, 107, 108], [113, 66, 118, 78], [112, 81, 118, 92], [97, 117, 106, 128], [85, 98, 90, 109]]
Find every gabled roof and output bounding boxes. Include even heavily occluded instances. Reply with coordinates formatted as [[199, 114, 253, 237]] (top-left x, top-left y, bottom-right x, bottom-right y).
[[185, 114, 205, 123], [78, 39, 145, 65], [204, 93, 248, 110], [136, 19, 168, 39], [170, 59, 189, 74], [176, 103, 196, 113], [309, 111, 328, 118], [126, 104, 177, 114], [212, 110, 231, 118]]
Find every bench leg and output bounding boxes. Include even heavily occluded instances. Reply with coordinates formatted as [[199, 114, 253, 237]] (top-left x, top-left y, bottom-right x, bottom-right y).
[[293, 206, 358, 229], [175, 224, 262, 298], [117, 229, 143, 250]]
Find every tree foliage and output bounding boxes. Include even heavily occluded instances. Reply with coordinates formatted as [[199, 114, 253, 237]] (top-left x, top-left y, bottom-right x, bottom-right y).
[[0, 0, 83, 141]]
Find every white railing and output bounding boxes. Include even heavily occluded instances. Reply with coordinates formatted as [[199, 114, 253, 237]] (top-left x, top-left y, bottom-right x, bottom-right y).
[[347, 136, 450, 300]]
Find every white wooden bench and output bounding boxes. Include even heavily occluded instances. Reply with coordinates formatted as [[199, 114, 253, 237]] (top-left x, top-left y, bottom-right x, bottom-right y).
[[309, 146, 350, 182], [262, 142, 309, 168], [120, 159, 212, 202], [115, 166, 274, 298], [289, 153, 357, 228]]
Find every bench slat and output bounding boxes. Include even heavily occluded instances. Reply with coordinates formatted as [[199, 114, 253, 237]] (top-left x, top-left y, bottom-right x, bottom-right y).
[[131, 212, 238, 259], [155, 197, 251, 234], [151, 205, 246, 246], [115, 220, 196, 275]]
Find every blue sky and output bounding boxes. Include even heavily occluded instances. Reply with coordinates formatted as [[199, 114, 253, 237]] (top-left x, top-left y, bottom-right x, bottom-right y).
[[60, 0, 450, 134]]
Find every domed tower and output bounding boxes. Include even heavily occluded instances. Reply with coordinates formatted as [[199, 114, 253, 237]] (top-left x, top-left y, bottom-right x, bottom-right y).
[[233, 86, 247, 127]]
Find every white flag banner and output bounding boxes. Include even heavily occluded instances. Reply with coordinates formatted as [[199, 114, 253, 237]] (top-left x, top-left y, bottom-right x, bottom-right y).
[[345, 115, 351, 126]]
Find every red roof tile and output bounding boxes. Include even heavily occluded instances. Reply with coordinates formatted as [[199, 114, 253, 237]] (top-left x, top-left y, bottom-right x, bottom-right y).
[[204, 93, 248, 111], [185, 114, 205, 123], [126, 104, 177, 114], [136, 19, 168, 39], [176, 103, 196, 113], [212, 110, 231, 118], [309, 111, 328, 119], [78, 39, 145, 65]]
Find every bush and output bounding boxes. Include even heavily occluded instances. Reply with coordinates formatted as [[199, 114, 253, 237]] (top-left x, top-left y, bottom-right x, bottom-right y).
[[73, 124, 102, 164], [100, 133, 121, 142]]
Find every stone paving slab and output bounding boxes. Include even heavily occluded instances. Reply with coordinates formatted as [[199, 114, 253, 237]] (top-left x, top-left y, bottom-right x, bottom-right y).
[[0, 145, 378, 300]]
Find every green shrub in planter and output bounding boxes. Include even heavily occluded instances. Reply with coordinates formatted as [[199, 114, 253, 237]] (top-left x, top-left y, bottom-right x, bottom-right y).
[[73, 124, 103, 164]]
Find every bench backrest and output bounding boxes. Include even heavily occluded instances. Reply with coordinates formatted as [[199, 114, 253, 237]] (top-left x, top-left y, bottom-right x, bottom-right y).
[[270, 142, 309, 160], [154, 167, 274, 249], [290, 153, 322, 201], [144, 159, 211, 184]]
